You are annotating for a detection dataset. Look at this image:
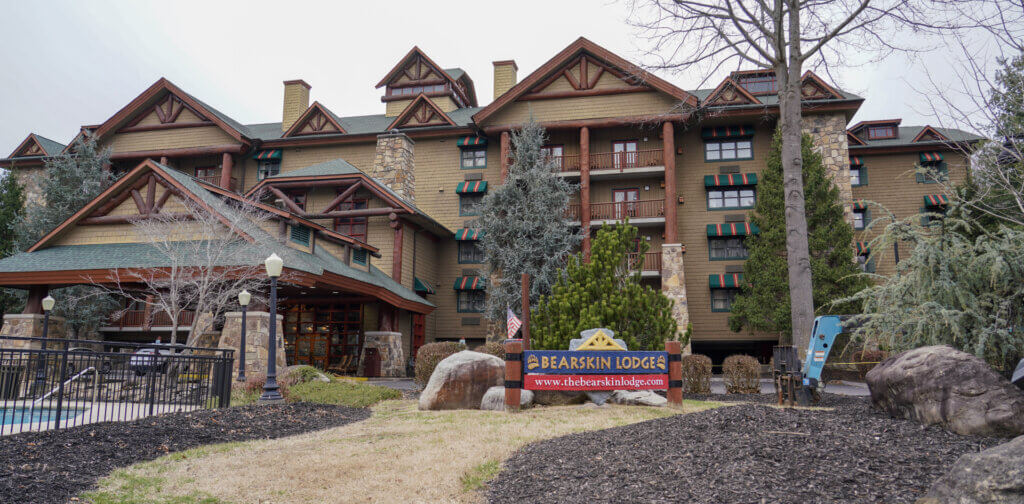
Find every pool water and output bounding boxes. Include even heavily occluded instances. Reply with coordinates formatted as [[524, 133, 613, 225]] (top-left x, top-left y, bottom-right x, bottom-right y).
[[1, 407, 83, 425]]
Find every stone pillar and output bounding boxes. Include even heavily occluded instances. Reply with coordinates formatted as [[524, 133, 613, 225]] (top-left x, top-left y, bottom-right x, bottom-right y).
[[0, 314, 66, 349], [661, 244, 692, 354], [359, 331, 405, 377], [802, 113, 853, 223], [372, 132, 415, 204], [218, 311, 286, 380]]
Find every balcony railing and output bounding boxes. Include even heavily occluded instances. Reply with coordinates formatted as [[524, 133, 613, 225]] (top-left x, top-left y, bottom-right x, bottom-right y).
[[567, 200, 665, 222], [197, 175, 239, 192], [590, 149, 663, 171], [108, 310, 197, 329], [628, 251, 662, 272], [546, 154, 581, 172]]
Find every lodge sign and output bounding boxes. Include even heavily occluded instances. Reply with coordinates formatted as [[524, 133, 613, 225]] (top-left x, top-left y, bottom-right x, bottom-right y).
[[524, 350, 667, 374]]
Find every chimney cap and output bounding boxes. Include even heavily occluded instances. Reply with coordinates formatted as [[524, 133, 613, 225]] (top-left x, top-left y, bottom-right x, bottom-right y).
[[492, 60, 518, 71], [283, 79, 312, 90]]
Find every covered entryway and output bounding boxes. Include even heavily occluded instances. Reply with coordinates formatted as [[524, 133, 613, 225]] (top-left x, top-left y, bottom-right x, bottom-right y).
[[283, 301, 363, 373]]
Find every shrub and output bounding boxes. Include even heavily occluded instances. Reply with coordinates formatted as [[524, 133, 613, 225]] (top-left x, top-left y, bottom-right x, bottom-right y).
[[235, 373, 291, 405], [414, 341, 465, 386], [681, 354, 712, 394], [474, 342, 506, 360], [723, 355, 761, 394], [853, 349, 887, 380], [288, 380, 401, 407], [280, 365, 328, 387]]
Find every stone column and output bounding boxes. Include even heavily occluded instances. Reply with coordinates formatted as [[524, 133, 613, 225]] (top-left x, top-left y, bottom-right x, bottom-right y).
[[0, 314, 67, 349], [218, 311, 286, 380], [802, 113, 853, 223], [372, 132, 415, 204], [661, 244, 692, 355], [359, 331, 405, 377]]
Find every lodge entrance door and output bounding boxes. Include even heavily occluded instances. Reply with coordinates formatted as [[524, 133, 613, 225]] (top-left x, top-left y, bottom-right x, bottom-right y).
[[283, 302, 363, 373]]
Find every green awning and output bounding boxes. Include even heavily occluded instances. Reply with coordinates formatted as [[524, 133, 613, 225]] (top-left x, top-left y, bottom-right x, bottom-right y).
[[920, 151, 944, 163], [850, 156, 863, 166], [414, 277, 435, 295], [253, 149, 282, 160], [706, 222, 759, 237], [455, 181, 488, 193], [456, 136, 488, 147], [855, 242, 870, 255], [704, 173, 758, 187], [701, 125, 754, 139], [709, 273, 743, 288], [853, 200, 867, 210], [453, 276, 487, 290], [924, 194, 949, 206], [454, 228, 483, 241]]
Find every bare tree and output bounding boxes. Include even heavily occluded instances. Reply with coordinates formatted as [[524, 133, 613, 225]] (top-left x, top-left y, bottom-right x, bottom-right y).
[[94, 198, 273, 346], [628, 0, 1009, 349]]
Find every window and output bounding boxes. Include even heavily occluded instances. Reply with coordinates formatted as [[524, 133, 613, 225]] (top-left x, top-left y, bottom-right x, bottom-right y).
[[867, 126, 897, 139], [853, 209, 869, 230], [459, 193, 483, 216], [850, 166, 867, 186], [736, 73, 777, 94], [458, 241, 485, 263], [705, 139, 753, 161], [457, 290, 486, 313], [388, 84, 448, 96], [612, 140, 638, 169], [709, 237, 748, 260], [257, 160, 280, 181], [857, 253, 876, 273], [352, 248, 367, 265], [333, 198, 367, 241], [194, 166, 217, 181], [613, 188, 640, 218], [285, 191, 306, 211], [290, 225, 311, 246], [461, 148, 487, 169], [921, 205, 948, 226], [707, 187, 756, 210], [916, 162, 948, 184], [541, 145, 564, 170], [711, 288, 739, 312]]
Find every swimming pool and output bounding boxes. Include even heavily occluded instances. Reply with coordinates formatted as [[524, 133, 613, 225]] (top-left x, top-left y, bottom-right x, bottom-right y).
[[1, 407, 83, 426]]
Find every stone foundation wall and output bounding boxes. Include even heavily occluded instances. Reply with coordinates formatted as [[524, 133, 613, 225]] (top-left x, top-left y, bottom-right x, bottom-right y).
[[218, 311, 286, 380], [360, 331, 405, 377], [660, 244, 692, 355], [0, 314, 67, 349], [802, 113, 853, 222]]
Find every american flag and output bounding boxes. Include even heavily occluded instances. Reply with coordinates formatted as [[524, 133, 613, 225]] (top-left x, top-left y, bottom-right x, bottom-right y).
[[507, 307, 523, 339]]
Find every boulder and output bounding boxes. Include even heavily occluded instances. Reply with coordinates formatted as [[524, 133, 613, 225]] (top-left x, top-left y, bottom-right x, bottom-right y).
[[532, 390, 588, 406], [585, 391, 613, 405], [918, 435, 1024, 504], [608, 390, 667, 407], [480, 386, 534, 411], [866, 345, 1024, 437], [418, 351, 504, 410]]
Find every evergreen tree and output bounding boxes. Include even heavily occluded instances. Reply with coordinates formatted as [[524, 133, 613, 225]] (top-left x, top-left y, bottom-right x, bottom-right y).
[[476, 119, 581, 330], [531, 224, 677, 351], [728, 132, 870, 342], [0, 172, 25, 315], [15, 137, 118, 338]]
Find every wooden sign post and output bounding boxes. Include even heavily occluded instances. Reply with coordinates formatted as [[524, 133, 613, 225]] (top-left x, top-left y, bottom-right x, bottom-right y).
[[666, 340, 683, 408], [504, 339, 523, 413]]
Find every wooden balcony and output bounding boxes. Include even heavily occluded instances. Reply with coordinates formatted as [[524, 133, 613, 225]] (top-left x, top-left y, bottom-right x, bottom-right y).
[[590, 149, 663, 171], [628, 251, 662, 272], [107, 310, 197, 330], [197, 175, 239, 192], [567, 200, 665, 224]]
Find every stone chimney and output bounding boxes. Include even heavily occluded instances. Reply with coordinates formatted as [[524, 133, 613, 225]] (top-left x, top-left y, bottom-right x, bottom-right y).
[[372, 132, 415, 204], [282, 79, 311, 132], [492, 60, 518, 100]]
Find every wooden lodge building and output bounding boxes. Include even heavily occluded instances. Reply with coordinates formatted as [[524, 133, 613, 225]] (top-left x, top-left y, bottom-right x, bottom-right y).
[[0, 37, 980, 372]]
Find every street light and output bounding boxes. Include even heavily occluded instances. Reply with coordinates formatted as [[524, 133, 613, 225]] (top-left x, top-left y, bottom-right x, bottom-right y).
[[236, 289, 251, 382], [259, 254, 284, 404], [34, 295, 56, 393]]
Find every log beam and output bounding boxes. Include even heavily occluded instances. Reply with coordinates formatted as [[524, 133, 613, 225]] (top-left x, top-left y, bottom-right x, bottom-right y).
[[80, 213, 194, 225], [302, 207, 404, 219], [267, 186, 306, 215], [322, 181, 362, 213], [482, 114, 688, 134], [219, 153, 234, 191], [580, 126, 591, 259], [392, 222, 404, 283], [663, 121, 678, 243], [109, 144, 246, 161]]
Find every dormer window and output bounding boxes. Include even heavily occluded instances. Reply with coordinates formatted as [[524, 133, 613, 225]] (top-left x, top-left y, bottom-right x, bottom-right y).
[[735, 73, 777, 95], [867, 126, 897, 140], [387, 84, 448, 97]]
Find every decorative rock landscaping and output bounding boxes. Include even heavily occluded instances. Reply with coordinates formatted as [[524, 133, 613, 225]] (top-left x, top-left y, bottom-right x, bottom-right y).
[[481, 385, 534, 411], [418, 350, 504, 410], [921, 434, 1024, 504]]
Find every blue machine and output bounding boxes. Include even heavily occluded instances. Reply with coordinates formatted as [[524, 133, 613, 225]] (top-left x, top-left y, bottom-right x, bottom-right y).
[[802, 315, 845, 388], [771, 315, 847, 406]]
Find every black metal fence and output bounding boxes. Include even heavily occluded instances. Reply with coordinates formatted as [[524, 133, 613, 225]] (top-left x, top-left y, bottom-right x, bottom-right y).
[[0, 336, 233, 436]]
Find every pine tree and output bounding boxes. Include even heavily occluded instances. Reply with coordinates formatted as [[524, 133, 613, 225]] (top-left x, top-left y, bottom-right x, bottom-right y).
[[728, 132, 870, 342], [531, 224, 677, 350], [0, 172, 25, 315], [476, 119, 581, 330]]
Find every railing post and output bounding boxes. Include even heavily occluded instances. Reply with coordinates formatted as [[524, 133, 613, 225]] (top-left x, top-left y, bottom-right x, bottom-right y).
[[666, 340, 682, 408], [53, 338, 70, 428], [147, 359, 157, 416], [504, 339, 523, 413]]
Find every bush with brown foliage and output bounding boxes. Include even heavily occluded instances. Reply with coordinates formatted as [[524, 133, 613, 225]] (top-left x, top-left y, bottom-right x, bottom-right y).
[[474, 342, 506, 360], [723, 354, 761, 394], [241, 373, 291, 400], [681, 354, 712, 394], [853, 349, 887, 379], [414, 341, 466, 386]]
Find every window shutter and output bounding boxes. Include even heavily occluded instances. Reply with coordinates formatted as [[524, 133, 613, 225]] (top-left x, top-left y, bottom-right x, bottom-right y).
[[290, 225, 311, 246], [919, 207, 929, 226], [352, 248, 368, 265], [864, 208, 872, 226], [860, 167, 868, 186], [866, 257, 877, 273]]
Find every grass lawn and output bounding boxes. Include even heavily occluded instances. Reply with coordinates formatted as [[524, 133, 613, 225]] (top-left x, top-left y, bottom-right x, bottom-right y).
[[231, 377, 403, 407], [83, 399, 720, 503]]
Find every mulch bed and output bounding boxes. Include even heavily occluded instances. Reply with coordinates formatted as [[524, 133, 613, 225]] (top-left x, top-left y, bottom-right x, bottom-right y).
[[0, 403, 369, 504], [489, 394, 1002, 503]]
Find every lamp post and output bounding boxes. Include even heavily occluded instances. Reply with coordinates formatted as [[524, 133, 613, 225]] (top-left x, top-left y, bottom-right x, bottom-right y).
[[236, 289, 251, 382], [33, 295, 56, 393], [259, 254, 285, 404]]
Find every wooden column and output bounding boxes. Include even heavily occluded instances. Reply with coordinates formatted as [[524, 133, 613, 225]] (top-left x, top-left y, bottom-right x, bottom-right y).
[[392, 220, 404, 283], [663, 121, 678, 243], [219, 153, 234, 191], [22, 285, 48, 314], [503, 339, 523, 413], [666, 340, 682, 407], [580, 126, 591, 259], [159, 156, 168, 165], [500, 131, 511, 183]]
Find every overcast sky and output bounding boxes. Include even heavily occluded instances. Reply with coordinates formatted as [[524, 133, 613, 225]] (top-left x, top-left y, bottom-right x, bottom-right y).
[[0, 0, 1005, 155]]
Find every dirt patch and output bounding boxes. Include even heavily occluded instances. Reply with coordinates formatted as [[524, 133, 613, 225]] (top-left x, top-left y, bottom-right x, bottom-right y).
[[0, 403, 368, 504], [488, 395, 1001, 503]]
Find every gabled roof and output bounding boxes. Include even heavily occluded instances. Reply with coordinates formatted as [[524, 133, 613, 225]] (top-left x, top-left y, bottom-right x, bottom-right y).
[[912, 125, 950, 142], [847, 131, 866, 146], [90, 78, 252, 144], [386, 94, 457, 130], [849, 118, 902, 132], [281, 101, 348, 137], [376, 47, 477, 107], [473, 37, 699, 124], [848, 125, 982, 150], [703, 78, 761, 106], [799, 71, 844, 100], [8, 133, 66, 159]]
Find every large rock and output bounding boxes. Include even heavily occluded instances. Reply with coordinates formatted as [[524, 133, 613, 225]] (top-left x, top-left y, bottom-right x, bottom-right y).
[[866, 345, 1024, 437], [608, 390, 667, 407], [418, 351, 504, 410], [480, 386, 534, 411], [919, 435, 1024, 504], [532, 390, 588, 406]]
